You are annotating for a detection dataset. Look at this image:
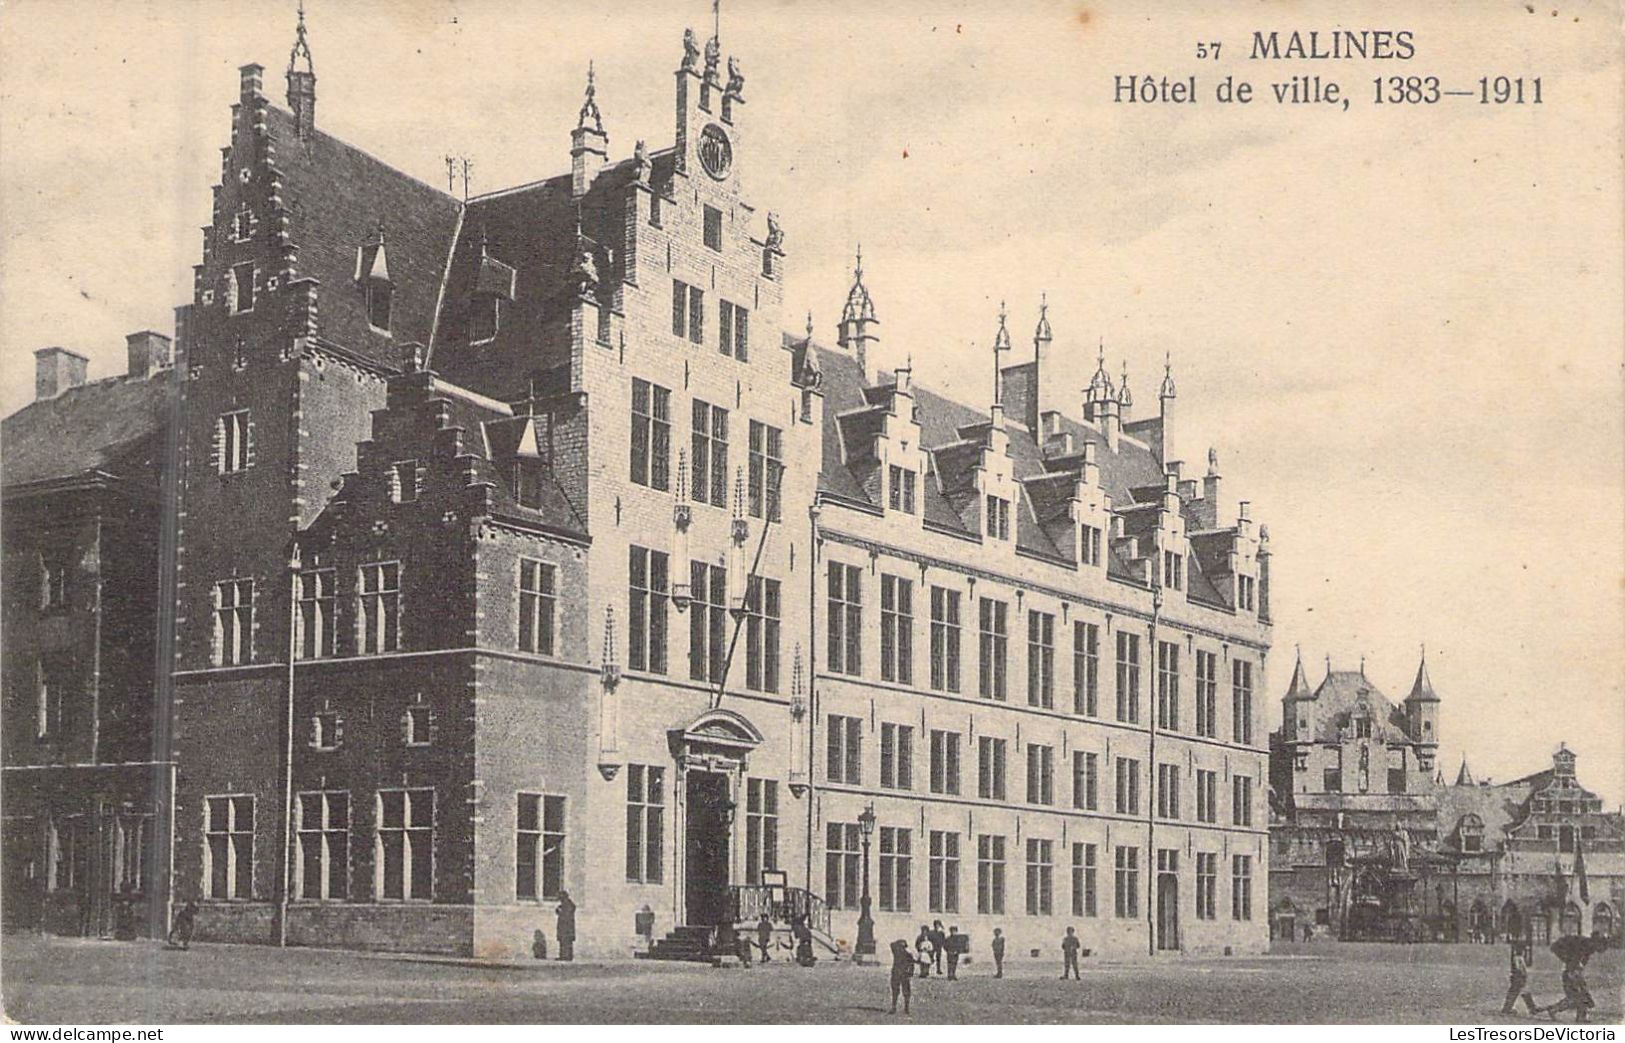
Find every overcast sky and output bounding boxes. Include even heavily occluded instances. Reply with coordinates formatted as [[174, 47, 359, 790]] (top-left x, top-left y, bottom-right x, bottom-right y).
[[2, 0, 1620, 802]]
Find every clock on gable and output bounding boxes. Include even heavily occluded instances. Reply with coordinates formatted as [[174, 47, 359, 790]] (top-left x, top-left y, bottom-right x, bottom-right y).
[[698, 123, 732, 180]]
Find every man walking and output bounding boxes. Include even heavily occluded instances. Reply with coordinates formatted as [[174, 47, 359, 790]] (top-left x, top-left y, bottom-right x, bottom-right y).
[[930, 920, 947, 975], [1542, 936, 1602, 1022], [946, 925, 962, 980], [1061, 926, 1082, 980], [889, 938, 915, 1014], [991, 927, 1006, 978], [555, 890, 577, 962], [1501, 940, 1538, 1015]]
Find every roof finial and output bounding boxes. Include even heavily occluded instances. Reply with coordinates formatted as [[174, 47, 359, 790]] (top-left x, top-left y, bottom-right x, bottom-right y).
[[993, 300, 1011, 352], [578, 61, 604, 133], [1034, 293, 1052, 342], [714, 0, 721, 41], [1160, 351, 1177, 399], [854, 242, 864, 282], [806, 310, 814, 341]]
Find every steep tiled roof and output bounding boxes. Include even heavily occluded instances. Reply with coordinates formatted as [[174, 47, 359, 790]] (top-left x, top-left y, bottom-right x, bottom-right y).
[[1307, 670, 1416, 743], [1, 374, 172, 493]]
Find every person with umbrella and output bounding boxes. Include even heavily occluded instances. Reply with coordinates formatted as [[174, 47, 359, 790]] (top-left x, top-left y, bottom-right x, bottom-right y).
[[1541, 932, 1604, 1022]]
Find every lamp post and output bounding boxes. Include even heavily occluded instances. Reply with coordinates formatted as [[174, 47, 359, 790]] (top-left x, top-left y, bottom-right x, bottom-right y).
[[857, 801, 877, 959]]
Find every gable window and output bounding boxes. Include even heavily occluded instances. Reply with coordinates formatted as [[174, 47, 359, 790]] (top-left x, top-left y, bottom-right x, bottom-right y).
[[985, 495, 1011, 540], [217, 410, 252, 474], [1081, 524, 1103, 567], [229, 262, 255, 314], [977, 597, 1008, 700], [747, 420, 782, 520], [743, 576, 780, 693], [1027, 610, 1055, 709], [880, 575, 913, 685], [827, 562, 863, 676], [703, 205, 723, 251], [367, 280, 392, 332], [929, 586, 961, 692], [357, 562, 402, 654], [1163, 551, 1184, 591], [203, 795, 254, 900], [690, 400, 728, 508], [625, 765, 665, 884], [628, 546, 669, 674], [390, 460, 419, 503], [1073, 621, 1099, 716], [518, 559, 557, 656], [230, 204, 256, 243], [471, 294, 500, 344], [720, 300, 750, 360], [213, 578, 254, 666], [888, 465, 916, 514], [631, 379, 672, 491], [517, 792, 566, 901], [1237, 574, 1257, 612], [674, 281, 704, 344], [296, 569, 335, 660], [295, 791, 349, 901], [689, 560, 728, 685]]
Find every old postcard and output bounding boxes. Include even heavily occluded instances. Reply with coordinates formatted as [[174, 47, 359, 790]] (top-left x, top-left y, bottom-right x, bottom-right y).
[[0, 0, 1620, 1029]]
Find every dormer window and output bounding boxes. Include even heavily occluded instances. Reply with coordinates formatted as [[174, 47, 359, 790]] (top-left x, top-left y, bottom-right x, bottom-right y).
[[1163, 551, 1184, 591], [888, 465, 916, 515], [466, 294, 499, 343], [1459, 815, 1484, 853], [511, 458, 546, 510], [357, 235, 392, 333], [985, 495, 1011, 541], [1354, 715, 1372, 739]]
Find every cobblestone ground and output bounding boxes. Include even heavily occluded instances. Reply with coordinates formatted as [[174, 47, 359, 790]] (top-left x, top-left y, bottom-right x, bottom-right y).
[[1, 933, 1618, 1024]]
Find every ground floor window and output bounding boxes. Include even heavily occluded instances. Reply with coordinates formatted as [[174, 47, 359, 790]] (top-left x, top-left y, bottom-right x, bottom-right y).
[[625, 766, 665, 884], [1195, 851, 1217, 920], [1026, 838, 1054, 915], [296, 792, 349, 901], [745, 778, 778, 884], [518, 793, 566, 901], [929, 830, 960, 914], [204, 796, 254, 900], [378, 789, 433, 901], [1072, 842, 1097, 917], [1231, 855, 1253, 921], [977, 834, 1006, 915], [1114, 845, 1139, 919], [879, 826, 912, 912], [825, 822, 861, 910]]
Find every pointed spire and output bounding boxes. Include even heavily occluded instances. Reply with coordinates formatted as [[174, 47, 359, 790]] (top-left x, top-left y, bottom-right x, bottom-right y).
[[1454, 757, 1475, 787], [1117, 360, 1133, 407], [1087, 338, 1113, 395], [1407, 644, 1440, 703], [285, 0, 317, 138], [1285, 646, 1313, 699], [993, 300, 1012, 352], [1160, 351, 1177, 399], [578, 61, 604, 134], [841, 245, 876, 323], [1034, 293, 1052, 342]]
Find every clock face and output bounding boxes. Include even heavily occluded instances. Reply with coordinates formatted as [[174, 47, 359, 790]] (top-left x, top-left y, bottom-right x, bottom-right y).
[[699, 123, 733, 180]]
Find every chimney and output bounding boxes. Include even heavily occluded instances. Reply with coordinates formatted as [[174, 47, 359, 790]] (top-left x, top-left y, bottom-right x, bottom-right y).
[[35, 347, 88, 401], [1204, 448, 1225, 527], [126, 331, 172, 380], [239, 63, 265, 101]]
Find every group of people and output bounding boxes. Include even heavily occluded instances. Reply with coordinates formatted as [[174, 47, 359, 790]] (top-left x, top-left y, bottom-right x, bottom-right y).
[[910, 920, 969, 979], [1504, 932, 1608, 1022], [888, 925, 1089, 1014]]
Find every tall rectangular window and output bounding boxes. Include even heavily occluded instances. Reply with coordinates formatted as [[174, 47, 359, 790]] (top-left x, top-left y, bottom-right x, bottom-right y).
[[880, 722, 914, 791], [1232, 774, 1254, 827], [747, 420, 782, 521], [1231, 855, 1253, 920], [214, 578, 253, 666], [230, 262, 255, 313], [1156, 641, 1180, 731], [378, 788, 433, 901], [978, 597, 1008, 700], [1115, 757, 1141, 815], [976, 834, 1006, 914], [295, 569, 335, 660], [34, 659, 62, 741], [929, 830, 960, 914], [672, 278, 687, 337], [929, 729, 961, 795], [39, 547, 69, 612], [1073, 621, 1099, 716], [743, 576, 780, 693], [1026, 743, 1055, 805], [628, 546, 669, 674], [1195, 650, 1218, 738], [977, 736, 1007, 800], [203, 795, 253, 900], [1232, 660, 1255, 745], [880, 575, 913, 684], [1163, 550, 1184, 591], [296, 791, 349, 901], [985, 495, 1011, 540], [888, 465, 916, 514], [879, 826, 912, 912], [1157, 763, 1181, 819], [1026, 838, 1054, 915], [217, 411, 251, 474], [826, 714, 863, 785], [518, 559, 557, 656], [631, 378, 672, 491], [390, 460, 418, 503], [1196, 768, 1218, 823], [1027, 610, 1055, 709], [1114, 846, 1140, 918], [688, 285, 704, 344], [690, 400, 728, 507], [1115, 631, 1141, 723], [1237, 574, 1257, 612], [689, 561, 727, 685], [1196, 852, 1217, 920], [827, 563, 863, 675], [825, 822, 861, 909], [673, 280, 704, 343], [745, 779, 778, 884], [625, 765, 665, 884], [358, 562, 401, 654], [1081, 524, 1102, 567], [516, 792, 565, 901], [929, 586, 961, 692], [703, 205, 723, 251], [1073, 750, 1098, 810], [1072, 842, 1098, 917], [720, 299, 751, 360]]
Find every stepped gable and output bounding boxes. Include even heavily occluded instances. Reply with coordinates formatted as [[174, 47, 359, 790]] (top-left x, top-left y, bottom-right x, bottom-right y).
[[1, 375, 170, 494], [262, 105, 462, 367]]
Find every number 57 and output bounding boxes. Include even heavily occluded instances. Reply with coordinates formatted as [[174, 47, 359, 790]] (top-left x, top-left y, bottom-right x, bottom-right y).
[[1195, 41, 1222, 60]]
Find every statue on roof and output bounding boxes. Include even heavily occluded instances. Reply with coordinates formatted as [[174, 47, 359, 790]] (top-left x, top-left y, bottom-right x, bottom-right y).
[[726, 56, 745, 98], [765, 211, 784, 251], [633, 140, 651, 185], [704, 34, 721, 78], [682, 29, 700, 71]]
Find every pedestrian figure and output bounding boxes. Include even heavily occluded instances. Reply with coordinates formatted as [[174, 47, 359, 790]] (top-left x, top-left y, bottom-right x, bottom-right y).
[[1502, 939, 1538, 1015], [1061, 926, 1082, 980], [991, 928, 1006, 978], [757, 911, 774, 962], [889, 938, 915, 1015], [794, 914, 818, 966], [555, 890, 577, 961], [915, 925, 933, 978], [946, 925, 962, 980], [1542, 935, 1602, 1022], [531, 929, 549, 960], [930, 920, 947, 974], [167, 900, 198, 950]]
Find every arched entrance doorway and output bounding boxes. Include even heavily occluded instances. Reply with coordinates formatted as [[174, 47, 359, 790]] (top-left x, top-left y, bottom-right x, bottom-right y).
[[668, 708, 764, 927], [1594, 902, 1615, 939], [1470, 901, 1490, 943], [1502, 900, 1522, 942], [1560, 902, 1582, 937]]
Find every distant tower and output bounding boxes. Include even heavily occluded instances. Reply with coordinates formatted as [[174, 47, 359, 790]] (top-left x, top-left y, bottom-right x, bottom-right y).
[[837, 246, 879, 384], [1031, 295, 1054, 435], [1083, 343, 1120, 450], [571, 62, 608, 198], [286, 1, 317, 139], [1158, 353, 1177, 465], [1404, 646, 1441, 771]]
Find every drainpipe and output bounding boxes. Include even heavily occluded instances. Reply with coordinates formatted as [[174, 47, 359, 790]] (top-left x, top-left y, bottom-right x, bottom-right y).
[[1147, 557, 1162, 956], [276, 540, 300, 946], [805, 501, 822, 899]]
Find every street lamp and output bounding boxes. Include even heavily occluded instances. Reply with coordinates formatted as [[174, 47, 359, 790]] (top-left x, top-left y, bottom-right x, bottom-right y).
[[857, 801, 877, 959]]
